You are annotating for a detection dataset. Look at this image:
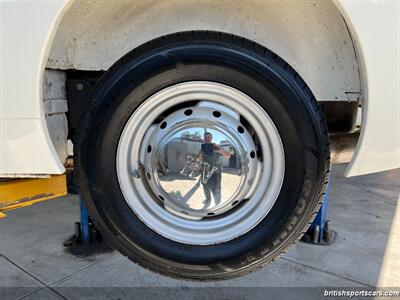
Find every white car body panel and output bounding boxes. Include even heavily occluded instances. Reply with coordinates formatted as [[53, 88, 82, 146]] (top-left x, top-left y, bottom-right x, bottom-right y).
[[0, 0, 398, 177], [0, 0, 69, 176], [335, 0, 400, 176]]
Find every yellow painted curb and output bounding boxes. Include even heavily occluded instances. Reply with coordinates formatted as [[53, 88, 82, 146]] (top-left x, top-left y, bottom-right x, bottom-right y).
[[0, 175, 67, 214]]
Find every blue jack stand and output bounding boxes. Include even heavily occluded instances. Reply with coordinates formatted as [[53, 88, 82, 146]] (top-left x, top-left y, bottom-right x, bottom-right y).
[[63, 197, 112, 257], [301, 185, 336, 245], [79, 200, 90, 245]]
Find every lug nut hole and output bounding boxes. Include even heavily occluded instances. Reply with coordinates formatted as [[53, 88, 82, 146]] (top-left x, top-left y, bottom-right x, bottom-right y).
[[184, 109, 193, 116], [213, 111, 221, 118], [237, 125, 244, 134], [160, 122, 167, 129], [250, 151, 255, 159], [147, 145, 152, 153]]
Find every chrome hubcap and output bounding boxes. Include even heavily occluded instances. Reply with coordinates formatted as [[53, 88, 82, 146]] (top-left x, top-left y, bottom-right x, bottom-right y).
[[117, 82, 285, 245], [142, 103, 258, 219]]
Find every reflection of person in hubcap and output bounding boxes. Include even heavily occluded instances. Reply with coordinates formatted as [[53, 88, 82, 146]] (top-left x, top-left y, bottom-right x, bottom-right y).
[[197, 132, 231, 207]]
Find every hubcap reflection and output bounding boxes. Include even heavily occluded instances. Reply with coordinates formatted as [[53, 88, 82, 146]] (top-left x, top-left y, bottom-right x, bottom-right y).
[[161, 129, 240, 209]]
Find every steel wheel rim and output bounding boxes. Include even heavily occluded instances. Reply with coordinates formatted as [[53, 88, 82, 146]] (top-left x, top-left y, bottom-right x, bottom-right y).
[[117, 81, 285, 245]]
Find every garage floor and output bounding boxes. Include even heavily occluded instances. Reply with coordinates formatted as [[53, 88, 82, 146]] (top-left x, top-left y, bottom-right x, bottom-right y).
[[0, 164, 399, 299]]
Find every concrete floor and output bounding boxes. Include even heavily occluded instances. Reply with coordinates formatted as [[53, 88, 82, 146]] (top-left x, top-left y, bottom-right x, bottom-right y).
[[0, 164, 399, 299]]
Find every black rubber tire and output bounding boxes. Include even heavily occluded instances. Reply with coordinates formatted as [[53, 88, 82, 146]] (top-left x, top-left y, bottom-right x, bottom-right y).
[[76, 31, 330, 280]]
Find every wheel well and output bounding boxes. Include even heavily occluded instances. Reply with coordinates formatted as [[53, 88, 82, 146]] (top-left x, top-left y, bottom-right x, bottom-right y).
[[60, 31, 359, 145], [48, 0, 361, 102]]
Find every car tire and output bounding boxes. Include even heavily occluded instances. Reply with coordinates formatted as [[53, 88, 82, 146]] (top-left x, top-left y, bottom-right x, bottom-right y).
[[76, 31, 330, 280]]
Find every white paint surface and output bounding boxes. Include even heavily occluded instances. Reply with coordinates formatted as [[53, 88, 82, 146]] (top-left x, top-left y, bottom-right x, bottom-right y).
[[0, 1, 68, 176], [336, 0, 400, 176]]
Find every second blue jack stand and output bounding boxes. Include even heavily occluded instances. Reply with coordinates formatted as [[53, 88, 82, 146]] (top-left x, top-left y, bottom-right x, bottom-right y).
[[301, 185, 336, 245]]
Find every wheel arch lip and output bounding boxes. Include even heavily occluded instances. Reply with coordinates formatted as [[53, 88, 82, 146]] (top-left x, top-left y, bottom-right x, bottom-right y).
[[0, 0, 73, 176], [334, 0, 400, 176]]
